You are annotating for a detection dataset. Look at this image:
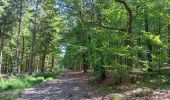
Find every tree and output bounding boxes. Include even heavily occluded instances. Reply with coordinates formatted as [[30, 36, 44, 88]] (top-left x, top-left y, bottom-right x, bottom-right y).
[[29, 0, 41, 75], [15, 0, 23, 74], [0, 0, 17, 75]]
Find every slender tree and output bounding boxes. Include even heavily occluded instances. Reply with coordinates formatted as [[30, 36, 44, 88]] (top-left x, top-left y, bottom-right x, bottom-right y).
[[15, 0, 23, 74]]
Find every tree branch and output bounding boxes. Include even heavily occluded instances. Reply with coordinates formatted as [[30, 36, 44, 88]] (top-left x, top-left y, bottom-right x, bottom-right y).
[[89, 21, 127, 32], [115, 0, 133, 34]]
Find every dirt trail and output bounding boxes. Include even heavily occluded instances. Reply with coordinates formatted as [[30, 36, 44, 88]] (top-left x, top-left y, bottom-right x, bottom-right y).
[[17, 72, 104, 100]]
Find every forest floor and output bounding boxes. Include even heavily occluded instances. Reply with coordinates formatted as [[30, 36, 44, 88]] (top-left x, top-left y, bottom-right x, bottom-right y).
[[16, 70, 170, 100], [17, 71, 104, 100]]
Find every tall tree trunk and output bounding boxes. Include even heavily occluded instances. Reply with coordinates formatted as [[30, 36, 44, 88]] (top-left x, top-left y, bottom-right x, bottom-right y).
[[0, 37, 4, 76], [26, 59, 29, 72], [51, 53, 55, 72], [79, 2, 89, 73], [21, 33, 25, 72], [83, 52, 88, 73], [41, 56, 45, 73], [41, 46, 47, 73], [9, 39, 13, 73], [7, 55, 11, 73], [15, 2, 23, 74], [158, 17, 161, 73], [4, 55, 8, 73], [100, 55, 106, 80], [168, 24, 170, 64], [29, 2, 39, 75], [94, 52, 106, 81], [144, 9, 152, 68]]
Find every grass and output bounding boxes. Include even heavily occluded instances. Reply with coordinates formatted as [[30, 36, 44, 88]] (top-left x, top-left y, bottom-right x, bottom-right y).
[[0, 89, 22, 100], [0, 71, 60, 100], [99, 87, 113, 94]]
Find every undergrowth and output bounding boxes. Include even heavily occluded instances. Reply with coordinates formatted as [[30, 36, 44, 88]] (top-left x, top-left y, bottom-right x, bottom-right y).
[[0, 71, 60, 100]]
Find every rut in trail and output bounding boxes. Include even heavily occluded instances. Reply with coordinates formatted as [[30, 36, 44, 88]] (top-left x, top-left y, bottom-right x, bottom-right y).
[[17, 72, 104, 100]]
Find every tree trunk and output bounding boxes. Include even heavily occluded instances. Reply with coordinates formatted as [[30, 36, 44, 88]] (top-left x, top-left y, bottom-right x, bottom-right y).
[[0, 36, 4, 76], [41, 47, 47, 73], [0, 47, 3, 76], [21, 33, 25, 72], [144, 9, 152, 68], [41, 56, 46, 73], [51, 54, 55, 72], [26, 59, 29, 72], [9, 39, 13, 73], [29, 2, 39, 75], [83, 52, 88, 73], [4, 55, 8, 73], [158, 17, 161, 73], [78, 2, 88, 73], [15, 2, 23, 74], [7, 55, 11, 73], [100, 56, 106, 80], [168, 24, 170, 64]]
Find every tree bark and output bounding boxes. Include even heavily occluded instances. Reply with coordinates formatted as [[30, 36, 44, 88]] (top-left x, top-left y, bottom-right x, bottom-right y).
[[15, 1, 23, 74], [51, 53, 55, 72], [41, 46, 47, 73], [168, 24, 170, 64], [21, 33, 25, 72], [115, 0, 132, 35], [0, 37, 4, 76], [83, 52, 88, 73], [29, 2, 39, 75], [9, 39, 13, 73]]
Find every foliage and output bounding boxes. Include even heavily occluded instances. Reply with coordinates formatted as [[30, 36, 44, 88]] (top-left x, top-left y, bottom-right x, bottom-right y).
[[0, 72, 60, 91], [0, 0, 170, 98], [0, 71, 60, 99], [57, 0, 170, 81]]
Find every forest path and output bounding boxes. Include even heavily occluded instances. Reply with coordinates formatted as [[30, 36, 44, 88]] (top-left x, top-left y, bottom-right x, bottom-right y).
[[17, 71, 104, 100]]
